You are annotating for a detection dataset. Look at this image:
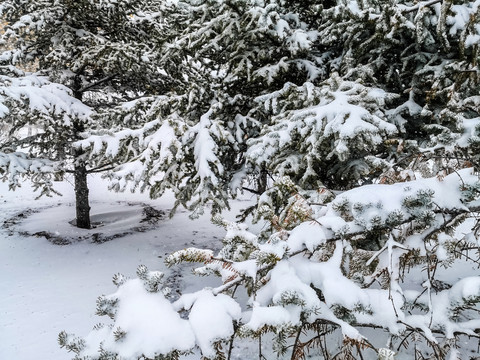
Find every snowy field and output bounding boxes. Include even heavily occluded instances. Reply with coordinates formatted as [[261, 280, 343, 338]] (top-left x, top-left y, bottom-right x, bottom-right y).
[[0, 175, 256, 360]]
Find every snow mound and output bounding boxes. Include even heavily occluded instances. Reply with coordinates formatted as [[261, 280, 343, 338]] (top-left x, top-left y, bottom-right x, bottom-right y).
[[3, 202, 165, 244]]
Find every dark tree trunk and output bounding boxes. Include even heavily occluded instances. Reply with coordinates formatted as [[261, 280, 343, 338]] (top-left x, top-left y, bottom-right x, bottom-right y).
[[72, 74, 91, 229], [74, 160, 91, 229], [257, 168, 268, 194]]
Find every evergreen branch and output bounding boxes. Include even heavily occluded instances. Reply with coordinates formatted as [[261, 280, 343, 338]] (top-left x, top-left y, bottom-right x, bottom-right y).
[[86, 161, 117, 173], [289, 206, 480, 260], [401, 0, 443, 14], [78, 73, 119, 93], [355, 343, 366, 360], [87, 166, 116, 174], [392, 152, 480, 173], [211, 259, 278, 296], [307, 202, 328, 207], [226, 322, 238, 360], [242, 186, 262, 195], [212, 274, 245, 296], [350, 319, 480, 342], [397, 321, 449, 359], [396, 330, 416, 352]]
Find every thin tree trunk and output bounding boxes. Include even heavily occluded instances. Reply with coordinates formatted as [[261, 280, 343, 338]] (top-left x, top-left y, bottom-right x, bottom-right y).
[[54, 143, 65, 181], [257, 167, 268, 194], [72, 74, 91, 229], [74, 160, 91, 229]]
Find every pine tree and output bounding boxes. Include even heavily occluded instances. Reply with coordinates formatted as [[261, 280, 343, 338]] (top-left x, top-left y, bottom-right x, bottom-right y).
[[77, 0, 327, 217], [0, 0, 174, 228], [247, 0, 480, 192], [60, 1, 480, 359], [308, 0, 480, 185]]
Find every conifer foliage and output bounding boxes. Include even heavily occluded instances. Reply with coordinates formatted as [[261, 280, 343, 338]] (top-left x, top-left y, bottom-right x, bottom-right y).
[[60, 171, 480, 359], [57, 0, 480, 359], [1, 0, 480, 358], [0, 0, 172, 228], [77, 0, 326, 216]]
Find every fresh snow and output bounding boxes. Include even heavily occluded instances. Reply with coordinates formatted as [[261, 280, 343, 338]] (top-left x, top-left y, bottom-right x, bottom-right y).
[[89, 279, 196, 358], [0, 175, 250, 360], [0, 73, 92, 121], [3, 170, 480, 360], [174, 289, 241, 358], [15, 203, 153, 239]]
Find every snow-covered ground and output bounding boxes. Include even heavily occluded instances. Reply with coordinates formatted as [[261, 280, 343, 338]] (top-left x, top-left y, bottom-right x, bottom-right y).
[[0, 174, 254, 360], [4, 174, 480, 360]]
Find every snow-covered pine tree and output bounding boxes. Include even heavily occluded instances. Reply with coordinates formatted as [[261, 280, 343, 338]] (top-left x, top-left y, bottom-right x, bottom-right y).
[[246, 74, 399, 191], [0, 67, 91, 198], [76, 0, 328, 217], [248, 0, 480, 193], [315, 0, 480, 185], [82, 0, 480, 218], [60, 1, 480, 359], [0, 0, 174, 228], [60, 170, 480, 359]]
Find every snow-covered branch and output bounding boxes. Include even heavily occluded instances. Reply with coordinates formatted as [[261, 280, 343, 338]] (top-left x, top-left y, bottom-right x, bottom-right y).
[[65, 168, 480, 359], [0, 151, 60, 196]]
